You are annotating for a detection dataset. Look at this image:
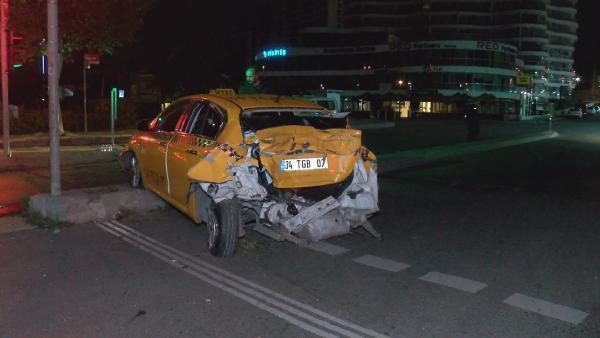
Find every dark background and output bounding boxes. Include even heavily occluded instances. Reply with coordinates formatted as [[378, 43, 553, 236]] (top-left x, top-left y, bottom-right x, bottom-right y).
[[574, 0, 600, 89]]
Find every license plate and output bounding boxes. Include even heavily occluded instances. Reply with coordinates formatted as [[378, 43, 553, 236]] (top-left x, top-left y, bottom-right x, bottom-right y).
[[280, 157, 328, 171]]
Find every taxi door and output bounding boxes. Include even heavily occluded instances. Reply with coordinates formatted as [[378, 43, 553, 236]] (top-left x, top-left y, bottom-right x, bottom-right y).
[[166, 101, 225, 211], [141, 100, 189, 195]]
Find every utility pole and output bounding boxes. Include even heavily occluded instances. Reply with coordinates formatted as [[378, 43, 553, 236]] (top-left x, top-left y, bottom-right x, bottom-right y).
[[1, 0, 9, 157], [47, 0, 60, 195]]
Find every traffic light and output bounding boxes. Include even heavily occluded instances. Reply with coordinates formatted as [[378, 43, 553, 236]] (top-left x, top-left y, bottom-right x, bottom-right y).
[[8, 30, 25, 69]]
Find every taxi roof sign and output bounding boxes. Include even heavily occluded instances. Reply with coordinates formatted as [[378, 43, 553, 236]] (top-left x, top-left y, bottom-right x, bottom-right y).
[[209, 88, 236, 96]]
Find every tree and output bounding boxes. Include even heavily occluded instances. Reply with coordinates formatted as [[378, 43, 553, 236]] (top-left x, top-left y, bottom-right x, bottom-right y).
[[9, 0, 157, 133], [133, 0, 270, 97]]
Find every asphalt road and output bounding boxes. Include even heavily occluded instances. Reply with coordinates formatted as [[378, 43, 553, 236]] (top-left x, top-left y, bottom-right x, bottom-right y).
[[1, 119, 600, 337]]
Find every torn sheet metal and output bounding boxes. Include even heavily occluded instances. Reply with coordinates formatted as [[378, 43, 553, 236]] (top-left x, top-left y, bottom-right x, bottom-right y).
[[187, 143, 255, 184], [200, 163, 267, 203], [338, 160, 379, 214], [259, 159, 379, 242], [281, 196, 340, 231]]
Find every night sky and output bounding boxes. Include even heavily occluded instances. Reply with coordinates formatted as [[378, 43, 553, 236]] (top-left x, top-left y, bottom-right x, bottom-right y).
[[56, 0, 600, 98], [130, 0, 599, 94], [574, 0, 599, 87]]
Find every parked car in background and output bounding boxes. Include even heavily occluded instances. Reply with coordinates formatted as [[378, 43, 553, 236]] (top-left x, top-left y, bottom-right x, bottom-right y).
[[564, 107, 584, 119], [584, 103, 600, 116]]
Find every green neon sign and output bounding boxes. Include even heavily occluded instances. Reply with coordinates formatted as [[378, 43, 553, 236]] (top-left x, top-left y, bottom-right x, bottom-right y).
[[262, 48, 287, 59]]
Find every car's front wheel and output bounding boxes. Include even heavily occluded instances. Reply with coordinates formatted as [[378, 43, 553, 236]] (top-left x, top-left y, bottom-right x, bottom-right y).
[[207, 198, 241, 257]]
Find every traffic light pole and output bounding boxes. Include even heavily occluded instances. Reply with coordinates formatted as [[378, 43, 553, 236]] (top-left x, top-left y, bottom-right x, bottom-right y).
[[1, 0, 9, 158], [47, 0, 60, 195]]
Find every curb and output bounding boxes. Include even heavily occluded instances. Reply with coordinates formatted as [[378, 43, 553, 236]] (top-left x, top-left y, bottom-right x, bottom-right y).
[[0, 135, 132, 149], [28, 185, 166, 225]]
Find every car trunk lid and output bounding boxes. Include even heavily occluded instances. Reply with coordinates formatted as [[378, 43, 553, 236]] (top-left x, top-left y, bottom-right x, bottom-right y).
[[255, 125, 361, 188]]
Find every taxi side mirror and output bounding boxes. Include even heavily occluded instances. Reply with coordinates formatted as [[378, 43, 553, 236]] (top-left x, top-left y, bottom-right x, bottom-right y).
[[136, 119, 151, 132]]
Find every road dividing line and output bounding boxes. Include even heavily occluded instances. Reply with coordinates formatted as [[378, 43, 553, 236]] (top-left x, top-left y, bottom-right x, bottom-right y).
[[418, 272, 487, 293], [503, 293, 589, 325], [306, 241, 350, 256], [353, 255, 410, 273], [96, 221, 390, 338]]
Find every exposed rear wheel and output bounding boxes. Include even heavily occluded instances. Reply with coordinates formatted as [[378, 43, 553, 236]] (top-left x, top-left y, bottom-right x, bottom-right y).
[[130, 155, 143, 189], [207, 198, 241, 257]]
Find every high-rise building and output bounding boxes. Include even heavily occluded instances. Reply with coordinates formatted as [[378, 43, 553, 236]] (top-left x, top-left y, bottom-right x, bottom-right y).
[[256, 0, 578, 118]]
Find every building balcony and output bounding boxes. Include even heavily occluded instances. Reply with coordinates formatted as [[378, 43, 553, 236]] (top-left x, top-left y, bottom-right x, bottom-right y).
[[547, 44, 574, 51], [391, 65, 517, 77], [547, 30, 577, 40], [547, 69, 574, 77], [547, 17, 578, 28], [546, 56, 574, 63], [508, 36, 550, 43], [518, 51, 549, 57], [521, 64, 547, 72], [547, 5, 577, 15]]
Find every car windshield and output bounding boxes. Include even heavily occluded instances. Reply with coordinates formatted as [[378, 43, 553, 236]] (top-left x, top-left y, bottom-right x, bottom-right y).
[[240, 109, 347, 132]]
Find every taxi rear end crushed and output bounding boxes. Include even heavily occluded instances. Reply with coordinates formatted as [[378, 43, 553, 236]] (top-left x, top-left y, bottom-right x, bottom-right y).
[[120, 90, 380, 257]]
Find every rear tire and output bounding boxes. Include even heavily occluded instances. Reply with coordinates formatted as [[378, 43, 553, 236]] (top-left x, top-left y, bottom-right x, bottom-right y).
[[130, 155, 143, 189], [207, 198, 241, 257]]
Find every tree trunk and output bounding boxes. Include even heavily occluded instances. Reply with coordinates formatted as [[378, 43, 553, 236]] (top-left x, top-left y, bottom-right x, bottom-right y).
[[57, 53, 64, 135]]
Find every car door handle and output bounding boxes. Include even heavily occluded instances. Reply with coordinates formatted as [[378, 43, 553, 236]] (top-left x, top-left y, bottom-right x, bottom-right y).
[[186, 148, 198, 155]]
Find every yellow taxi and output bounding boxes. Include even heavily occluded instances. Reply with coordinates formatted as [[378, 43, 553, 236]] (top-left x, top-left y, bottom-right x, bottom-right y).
[[120, 90, 379, 257]]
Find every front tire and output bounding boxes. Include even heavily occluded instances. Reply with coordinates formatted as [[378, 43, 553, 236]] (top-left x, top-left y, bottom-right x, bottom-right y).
[[207, 198, 241, 257]]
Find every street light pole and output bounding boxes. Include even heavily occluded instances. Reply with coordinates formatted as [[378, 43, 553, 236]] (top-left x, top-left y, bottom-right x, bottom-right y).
[[83, 62, 87, 132], [1, 0, 9, 158], [47, 0, 60, 195], [408, 81, 413, 119]]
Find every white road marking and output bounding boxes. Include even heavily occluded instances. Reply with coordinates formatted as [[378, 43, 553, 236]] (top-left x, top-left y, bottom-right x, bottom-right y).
[[306, 241, 349, 256], [96, 221, 390, 338], [504, 293, 589, 325], [353, 255, 410, 273], [418, 271, 487, 293]]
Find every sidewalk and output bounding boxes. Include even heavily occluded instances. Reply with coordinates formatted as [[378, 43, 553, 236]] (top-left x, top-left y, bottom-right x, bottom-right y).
[[0, 130, 134, 148], [0, 148, 127, 208], [362, 119, 553, 154], [377, 131, 558, 173]]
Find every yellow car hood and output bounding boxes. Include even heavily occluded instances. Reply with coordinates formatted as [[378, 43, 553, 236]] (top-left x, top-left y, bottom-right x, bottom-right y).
[[255, 125, 361, 188]]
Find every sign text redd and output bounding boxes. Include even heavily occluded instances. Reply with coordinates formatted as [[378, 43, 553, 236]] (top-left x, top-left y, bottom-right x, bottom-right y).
[[84, 53, 101, 65]]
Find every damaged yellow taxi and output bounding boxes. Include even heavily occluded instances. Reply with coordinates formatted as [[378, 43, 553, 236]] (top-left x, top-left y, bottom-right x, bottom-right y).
[[119, 90, 379, 257]]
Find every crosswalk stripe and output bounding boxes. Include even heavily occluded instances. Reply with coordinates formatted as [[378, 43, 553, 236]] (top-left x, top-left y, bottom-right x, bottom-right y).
[[504, 293, 589, 325], [353, 255, 410, 272], [418, 271, 487, 293], [306, 241, 349, 256]]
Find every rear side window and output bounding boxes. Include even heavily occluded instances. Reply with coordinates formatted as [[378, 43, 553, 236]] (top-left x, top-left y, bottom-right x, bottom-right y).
[[202, 106, 225, 138], [155, 101, 188, 132], [187, 101, 225, 139]]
